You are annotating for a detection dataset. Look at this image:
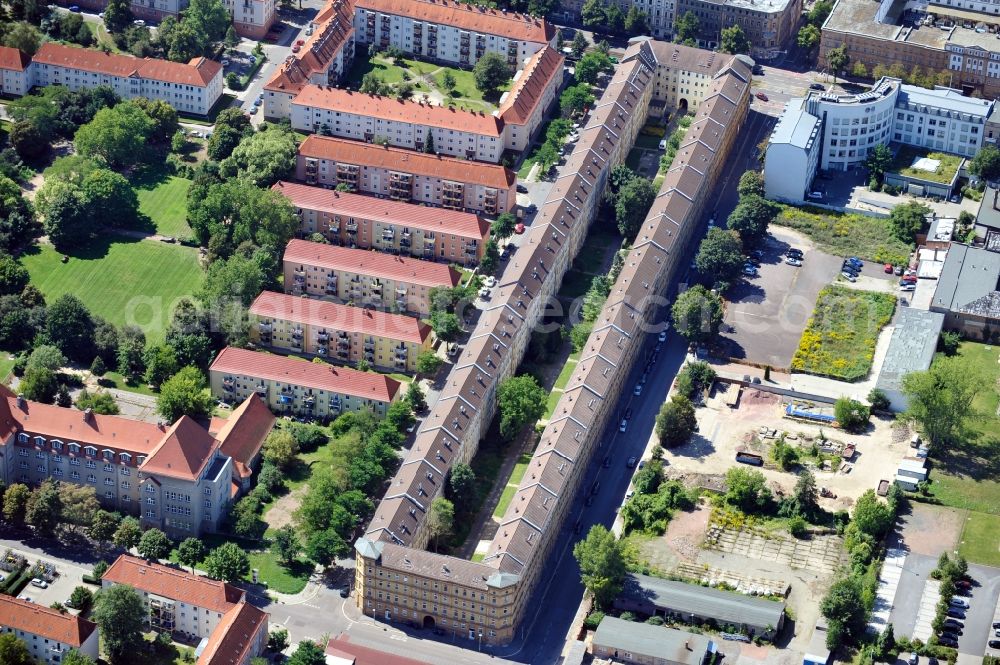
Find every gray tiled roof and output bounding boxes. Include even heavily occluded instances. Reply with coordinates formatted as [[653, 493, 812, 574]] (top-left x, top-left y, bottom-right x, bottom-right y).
[[620, 574, 785, 629], [592, 617, 714, 664], [932, 244, 1000, 313], [876, 308, 944, 394]]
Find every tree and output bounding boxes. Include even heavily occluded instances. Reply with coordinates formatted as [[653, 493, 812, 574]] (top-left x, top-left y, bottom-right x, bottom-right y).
[[130, 97, 179, 144], [46, 294, 94, 362], [74, 102, 154, 168], [0, 633, 32, 665], [3, 23, 42, 55], [851, 61, 868, 78], [888, 201, 930, 243], [615, 176, 656, 239], [137, 528, 172, 561], [268, 628, 290, 653], [720, 25, 750, 54], [204, 542, 251, 582], [672, 285, 723, 343], [480, 237, 500, 274], [571, 31, 589, 59], [971, 144, 1000, 184], [58, 483, 98, 532], [40, 182, 91, 251], [157, 366, 213, 421], [257, 462, 284, 496], [143, 344, 179, 389], [61, 651, 97, 665], [674, 11, 700, 43], [116, 324, 147, 381], [428, 310, 461, 342], [727, 194, 778, 246], [92, 584, 145, 664], [868, 388, 890, 412], [263, 429, 300, 469], [305, 528, 348, 566], [695, 228, 744, 284], [835, 397, 870, 432], [187, 179, 296, 259], [625, 6, 649, 33], [19, 366, 57, 403], [575, 52, 613, 85], [113, 515, 142, 550], [655, 395, 698, 447], [27, 344, 67, 374], [219, 127, 298, 187], [440, 70, 456, 92], [827, 45, 849, 83], [807, 0, 833, 25], [55, 384, 72, 407], [405, 382, 427, 414], [852, 489, 894, 539], [0, 255, 28, 296], [724, 467, 772, 513], [449, 462, 476, 504], [386, 400, 415, 433], [360, 71, 391, 96], [797, 24, 820, 50], [271, 525, 300, 565], [416, 350, 443, 376], [794, 469, 819, 519], [186, 0, 230, 40], [89, 510, 121, 552], [69, 585, 95, 611], [81, 168, 139, 228], [103, 0, 133, 33], [580, 0, 605, 28], [737, 170, 765, 198], [497, 374, 547, 440], [287, 641, 327, 665], [427, 497, 454, 552], [25, 479, 62, 534], [573, 525, 626, 609], [473, 52, 511, 95], [604, 3, 625, 31], [561, 84, 595, 116], [492, 212, 517, 241], [3, 484, 30, 523], [423, 128, 435, 154], [864, 143, 893, 182], [821, 576, 867, 647]]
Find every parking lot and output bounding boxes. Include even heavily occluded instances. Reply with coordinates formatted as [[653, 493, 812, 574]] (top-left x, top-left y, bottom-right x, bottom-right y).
[[3, 548, 94, 612]]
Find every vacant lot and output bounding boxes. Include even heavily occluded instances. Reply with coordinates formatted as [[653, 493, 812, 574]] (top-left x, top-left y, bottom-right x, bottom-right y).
[[136, 174, 193, 238], [790, 285, 896, 381], [775, 205, 912, 265], [890, 146, 963, 185], [21, 237, 204, 342]]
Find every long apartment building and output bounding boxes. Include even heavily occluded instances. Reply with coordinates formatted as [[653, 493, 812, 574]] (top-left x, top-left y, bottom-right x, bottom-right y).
[[248, 291, 434, 372], [289, 85, 505, 162], [272, 180, 491, 265], [677, 0, 801, 59], [102, 555, 268, 665], [496, 46, 565, 152], [0, 596, 99, 665], [353, 0, 557, 69], [27, 43, 223, 116], [297, 135, 517, 215], [353, 51, 678, 645], [0, 46, 30, 96], [0, 384, 274, 538], [265, 0, 356, 119], [283, 238, 462, 314], [210, 346, 402, 419]]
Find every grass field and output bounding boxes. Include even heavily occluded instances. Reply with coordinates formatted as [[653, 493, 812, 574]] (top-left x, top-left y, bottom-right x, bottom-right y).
[[958, 511, 1000, 567], [492, 452, 534, 518], [247, 552, 312, 594], [890, 146, 963, 185], [775, 205, 913, 265], [136, 175, 193, 238], [21, 238, 204, 343], [0, 354, 15, 384], [790, 285, 896, 381]]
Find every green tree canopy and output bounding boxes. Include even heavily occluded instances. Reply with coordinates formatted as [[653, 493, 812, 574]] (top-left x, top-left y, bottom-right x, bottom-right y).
[[695, 228, 744, 284], [287, 641, 327, 665], [187, 179, 297, 259], [0, 633, 32, 665], [497, 374, 547, 440], [674, 11, 700, 43], [615, 175, 657, 239], [888, 201, 930, 243], [74, 101, 154, 168], [655, 395, 698, 447], [573, 525, 626, 609], [137, 528, 172, 561], [204, 541, 251, 582], [177, 537, 206, 572], [113, 515, 142, 550], [720, 25, 750, 54], [797, 24, 820, 50], [426, 497, 454, 552], [724, 467, 772, 513], [92, 584, 146, 664], [737, 170, 765, 198], [560, 84, 595, 116], [219, 127, 298, 187], [156, 366, 213, 421], [575, 52, 613, 85], [970, 144, 1000, 182], [472, 52, 511, 94], [671, 285, 723, 343], [864, 143, 893, 181], [727, 194, 778, 246]]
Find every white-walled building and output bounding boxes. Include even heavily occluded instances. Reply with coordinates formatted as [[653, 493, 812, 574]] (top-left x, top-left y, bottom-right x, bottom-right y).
[[29, 43, 224, 116], [0, 46, 30, 96], [764, 98, 821, 202], [289, 85, 505, 162], [0, 596, 99, 665], [353, 0, 557, 69], [496, 46, 564, 152], [222, 0, 276, 39]]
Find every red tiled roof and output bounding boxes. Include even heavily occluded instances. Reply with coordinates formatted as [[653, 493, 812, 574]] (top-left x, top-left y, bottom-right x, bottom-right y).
[[32, 43, 222, 87], [211, 396, 276, 476], [272, 181, 490, 240], [325, 635, 432, 665], [198, 599, 268, 665], [103, 555, 244, 613], [139, 416, 220, 481], [250, 291, 433, 344], [498, 46, 564, 126], [265, 0, 355, 94], [291, 85, 504, 136], [0, 596, 97, 647], [298, 135, 515, 189], [284, 239, 462, 288], [0, 46, 29, 71], [210, 347, 402, 403], [355, 0, 555, 43]]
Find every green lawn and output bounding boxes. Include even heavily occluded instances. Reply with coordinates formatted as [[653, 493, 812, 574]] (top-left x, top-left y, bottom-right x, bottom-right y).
[[558, 269, 594, 300], [573, 228, 620, 275], [136, 175, 193, 238], [100, 371, 158, 397], [775, 205, 913, 265], [21, 238, 204, 343], [0, 354, 15, 384], [553, 358, 578, 391], [492, 452, 533, 519], [958, 511, 1000, 567], [247, 552, 311, 594], [790, 286, 896, 381], [890, 146, 963, 185]]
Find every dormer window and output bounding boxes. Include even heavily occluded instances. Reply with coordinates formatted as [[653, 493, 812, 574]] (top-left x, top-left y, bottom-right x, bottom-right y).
[[33, 436, 46, 447], [120, 453, 131, 464], [84, 446, 97, 457], [137, 455, 146, 465], [68, 443, 80, 454], [17, 433, 28, 444], [51, 440, 63, 451], [103, 450, 114, 461]]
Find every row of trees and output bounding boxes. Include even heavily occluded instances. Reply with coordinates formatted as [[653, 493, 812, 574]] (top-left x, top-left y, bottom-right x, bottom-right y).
[[104, 0, 235, 63], [581, 0, 649, 35]]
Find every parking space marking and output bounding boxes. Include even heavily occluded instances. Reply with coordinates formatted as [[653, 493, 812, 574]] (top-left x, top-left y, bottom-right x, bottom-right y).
[[913, 579, 942, 642], [986, 594, 1000, 655], [870, 548, 906, 633]]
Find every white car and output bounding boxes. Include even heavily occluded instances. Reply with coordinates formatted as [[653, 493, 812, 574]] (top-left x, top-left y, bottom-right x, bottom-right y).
[[484, 276, 496, 288], [633, 384, 642, 396], [658, 139, 667, 150], [743, 266, 758, 276], [30, 578, 48, 589], [619, 419, 628, 433], [785, 257, 802, 267], [478, 286, 490, 298], [841, 271, 857, 282], [132, 19, 145, 26], [899, 284, 916, 292], [658, 330, 667, 342]]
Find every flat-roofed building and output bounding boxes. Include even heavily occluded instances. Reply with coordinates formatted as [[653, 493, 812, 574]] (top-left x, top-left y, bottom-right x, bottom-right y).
[[102, 555, 268, 664], [297, 135, 516, 215], [248, 291, 433, 372], [29, 43, 224, 116], [874, 308, 945, 412], [209, 346, 402, 419], [591, 617, 715, 665], [289, 86, 505, 163], [677, 0, 801, 59], [264, 0, 355, 119], [0, 596, 99, 664], [283, 238, 461, 314], [0, 46, 30, 96], [931, 243, 1000, 337], [496, 46, 565, 152], [272, 181, 491, 264], [353, 0, 557, 69]]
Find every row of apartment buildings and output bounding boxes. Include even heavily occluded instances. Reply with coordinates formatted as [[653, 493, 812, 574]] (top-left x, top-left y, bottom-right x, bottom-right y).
[[764, 76, 994, 202], [352, 44, 752, 646], [296, 135, 517, 215], [0, 555, 269, 665], [0, 42, 223, 115], [0, 383, 275, 538], [63, 0, 274, 38]]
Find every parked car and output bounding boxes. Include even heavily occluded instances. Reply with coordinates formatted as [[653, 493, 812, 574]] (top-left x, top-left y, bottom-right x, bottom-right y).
[[894, 265, 904, 275], [624, 408, 632, 420], [743, 265, 758, 276], [990, 640, 1000, 649], [658, 330, 667, 342], [514, 222, 525, 234], [516, 184, 528, 193], [478, 286, 490, 298], [957, 580, 973, 590], [658, 139, 667, 150], [909, 654, 918, 665], [30, 578, 48, 589], [69, 4, 80, 10], [944, 618, 964, 629], [292, 44, 301, 52], [946, 608, 966, 619], [626, 456, 637, 468], [755, 92, 769, 101], [296, 39, 305, 46], [884, 263, 893, 273], [619, 419, 628, 433], [841, 271, 857, 282], [938, 637, 958, 648], [900, 276, 918, 284], [787, 248, 803, 259], [633, 383, 642, 396], [485, 276, 496, 288], [785, 257, 802, 266], [809, 83, 826, 90], [846, 257, 863, 268], [950, 597, 970, 609], [900, 284, 916, 292], [339, 587, 349, 598]]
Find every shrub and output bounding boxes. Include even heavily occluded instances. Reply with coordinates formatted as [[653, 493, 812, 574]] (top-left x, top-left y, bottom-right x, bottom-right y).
[[788, 516, 808, 538], [584, 611, 605, 630]]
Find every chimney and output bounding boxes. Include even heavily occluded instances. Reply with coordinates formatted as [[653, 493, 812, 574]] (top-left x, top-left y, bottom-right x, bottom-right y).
[[83, 407, 93, 423], [16, 394, 26, 409], [685, 641, 692, 651]]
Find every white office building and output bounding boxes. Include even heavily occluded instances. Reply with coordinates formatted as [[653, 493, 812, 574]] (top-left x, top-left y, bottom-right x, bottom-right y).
[[764, 98, 822, 202]]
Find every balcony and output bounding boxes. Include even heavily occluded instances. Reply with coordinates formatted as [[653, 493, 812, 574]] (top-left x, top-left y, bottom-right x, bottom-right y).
[[329, 397, 342, 411], [255, 383, 267, 396], [317, 347, 328, 356], [363, 340, 375, 352], [382, 228, 395, 241], [395, 346, 408, 359], [346, 221, 358, 233], [364, 351, 375, 363], [292, 328, 304, 341], [337, 335, 350, 349], [222, 378, 235, 393], [317, 331, 329, 343], [303, 395, 316, 410]]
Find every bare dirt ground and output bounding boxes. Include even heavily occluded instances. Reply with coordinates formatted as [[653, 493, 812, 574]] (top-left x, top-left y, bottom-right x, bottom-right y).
[[263, 486, 306, 530], [896, 501, 966, 557]]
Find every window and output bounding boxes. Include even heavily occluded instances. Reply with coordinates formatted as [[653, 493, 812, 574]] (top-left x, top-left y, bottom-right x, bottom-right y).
[[122, 481, 131, 490], [146, 497, 155, 505], [87, 474, 97, 483]]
